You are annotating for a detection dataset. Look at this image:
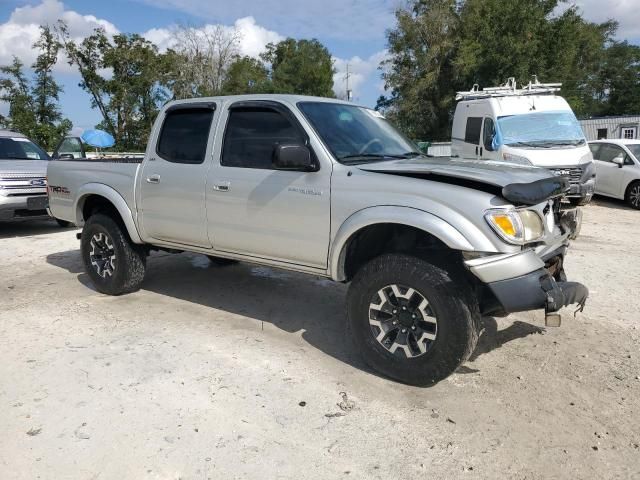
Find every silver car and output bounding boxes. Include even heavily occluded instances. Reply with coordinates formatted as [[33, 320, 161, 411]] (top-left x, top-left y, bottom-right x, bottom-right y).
[[589, 139, 640, 209]]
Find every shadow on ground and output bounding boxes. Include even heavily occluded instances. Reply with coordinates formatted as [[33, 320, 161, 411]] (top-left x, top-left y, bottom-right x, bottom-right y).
[[46, 249, 545, 385], [0, 219, 76, 239]]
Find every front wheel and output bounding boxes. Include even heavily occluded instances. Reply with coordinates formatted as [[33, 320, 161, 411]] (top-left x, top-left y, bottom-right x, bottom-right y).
[[625, 181, 640, 210], [347, 254, 479, 386], [81, 214, 146, 295]]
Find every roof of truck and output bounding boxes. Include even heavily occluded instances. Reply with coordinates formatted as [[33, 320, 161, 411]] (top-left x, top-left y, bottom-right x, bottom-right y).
[[163, 94, 364, 109], [0, 129, 26, 138]]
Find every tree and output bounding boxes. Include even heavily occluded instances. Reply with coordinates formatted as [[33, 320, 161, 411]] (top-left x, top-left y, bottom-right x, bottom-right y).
[[377, 0, 460, 140], [595, 41, 640, 116], [261, 38, 335, 97], [165, 24, 240, 99], [379, 0, 619, 140], [0, 26, 71, 149], [222, 56, 270, 94], [31, 25, 72, 149], [58, 22, 166, 150]]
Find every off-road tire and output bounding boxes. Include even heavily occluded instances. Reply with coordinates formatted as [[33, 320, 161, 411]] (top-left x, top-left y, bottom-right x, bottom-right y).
[[81, 214, 146, 295], [567, 197, 590, 207], [625, 181, 640, 210], [207, 255, 238, 267], [347, 253, 480, 386]]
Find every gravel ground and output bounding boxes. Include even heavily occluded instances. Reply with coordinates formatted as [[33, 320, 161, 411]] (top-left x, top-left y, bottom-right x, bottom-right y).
[[0, 197, 638, 479]]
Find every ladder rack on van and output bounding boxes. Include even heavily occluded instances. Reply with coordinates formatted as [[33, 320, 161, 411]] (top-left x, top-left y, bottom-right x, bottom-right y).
[[455, 76, 561, 101]]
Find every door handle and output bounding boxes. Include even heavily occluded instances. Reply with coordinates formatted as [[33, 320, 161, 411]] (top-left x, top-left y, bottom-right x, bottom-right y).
[[146, 174, 160, 184], [213, 182, 230, 192], [480, 146, 483, 156]]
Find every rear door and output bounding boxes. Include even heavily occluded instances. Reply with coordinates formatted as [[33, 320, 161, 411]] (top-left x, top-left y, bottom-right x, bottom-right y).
[[462, 116, 483, 159], [138, 103, 217, 247], [206, 100, 331, 268]]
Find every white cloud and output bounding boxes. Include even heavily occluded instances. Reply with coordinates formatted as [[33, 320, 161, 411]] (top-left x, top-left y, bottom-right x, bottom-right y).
[[333, 50, 388, 101], [0, 0, 119, 71], [143, 16, 283, 58], [566, 1, 640, 41]]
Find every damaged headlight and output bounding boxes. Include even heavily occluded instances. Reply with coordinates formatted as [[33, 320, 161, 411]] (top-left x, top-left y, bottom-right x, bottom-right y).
[[484, 208, 545, 244]]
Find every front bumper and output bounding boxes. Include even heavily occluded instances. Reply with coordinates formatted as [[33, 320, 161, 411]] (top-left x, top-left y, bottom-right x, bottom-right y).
[[465, 249, 588, 315], [0, 194, 50, 221]]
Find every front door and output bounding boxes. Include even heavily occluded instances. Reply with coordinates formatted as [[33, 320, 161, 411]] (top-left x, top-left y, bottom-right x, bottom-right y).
[[138, 104, 217, 247], [591, 143, 625, 196], [206, 101, 331, 268]]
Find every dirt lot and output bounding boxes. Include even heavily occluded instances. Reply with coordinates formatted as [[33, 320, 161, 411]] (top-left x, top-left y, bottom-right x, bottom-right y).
[[0, 198, 638, 480]]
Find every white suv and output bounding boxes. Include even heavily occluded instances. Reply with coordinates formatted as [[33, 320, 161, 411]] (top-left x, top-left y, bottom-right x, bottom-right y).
[[589, 139, 640, 209]]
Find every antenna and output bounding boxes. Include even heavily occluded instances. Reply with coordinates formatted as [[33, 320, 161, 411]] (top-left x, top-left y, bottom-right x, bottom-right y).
[[344, 63, 353, 101]]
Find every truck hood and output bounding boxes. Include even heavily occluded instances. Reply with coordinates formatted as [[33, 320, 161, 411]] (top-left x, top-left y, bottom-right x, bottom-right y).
[[357, 157, 569, 206], [0, 159, 49, 176]]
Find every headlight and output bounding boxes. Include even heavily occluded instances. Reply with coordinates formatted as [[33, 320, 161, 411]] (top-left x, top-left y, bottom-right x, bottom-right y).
[[485, 208, 545, 244], [502, 153, 532, 166]]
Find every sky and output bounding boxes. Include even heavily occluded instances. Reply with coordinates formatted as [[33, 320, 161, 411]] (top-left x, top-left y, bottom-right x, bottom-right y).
[[1, 0, 639, 134]]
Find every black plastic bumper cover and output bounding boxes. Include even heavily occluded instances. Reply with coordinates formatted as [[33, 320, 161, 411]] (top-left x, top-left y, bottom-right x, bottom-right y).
[[487, 268, 588, 314]]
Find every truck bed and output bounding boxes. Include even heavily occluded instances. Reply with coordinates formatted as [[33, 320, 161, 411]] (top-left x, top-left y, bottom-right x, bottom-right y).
[[47, 157, 143, 225]]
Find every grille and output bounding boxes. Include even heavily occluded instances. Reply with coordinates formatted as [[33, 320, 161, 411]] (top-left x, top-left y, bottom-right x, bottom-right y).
[[0, 174, 47, 191], [548, 166, 583, 185]]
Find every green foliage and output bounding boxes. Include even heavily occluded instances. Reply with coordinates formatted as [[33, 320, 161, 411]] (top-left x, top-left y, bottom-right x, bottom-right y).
[[379, 0, 636, 140], [222, 56, 271, 94], [58, 22, 167, 151], [261, 38, 335, 97], [378, 0, 460, 140], [0, 26, 72, 150]]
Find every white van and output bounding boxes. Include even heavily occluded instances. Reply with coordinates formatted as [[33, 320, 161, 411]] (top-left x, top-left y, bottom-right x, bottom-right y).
[[451, 79, 595, 206]]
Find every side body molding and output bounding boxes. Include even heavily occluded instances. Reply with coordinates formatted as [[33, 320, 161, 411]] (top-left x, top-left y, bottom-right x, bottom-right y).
[[75, 183, 143, 244], [329, 206, 475, 281]]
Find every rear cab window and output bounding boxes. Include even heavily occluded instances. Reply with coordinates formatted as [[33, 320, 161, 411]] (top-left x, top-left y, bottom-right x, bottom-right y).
[[156, 106, 215, 164]]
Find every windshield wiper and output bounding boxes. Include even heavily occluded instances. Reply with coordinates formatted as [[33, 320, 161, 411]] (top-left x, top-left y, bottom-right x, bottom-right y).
[[339, 152, 422, 164]]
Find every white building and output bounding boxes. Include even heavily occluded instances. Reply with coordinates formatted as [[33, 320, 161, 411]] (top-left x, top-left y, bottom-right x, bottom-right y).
[[579, 116, 640, 141]]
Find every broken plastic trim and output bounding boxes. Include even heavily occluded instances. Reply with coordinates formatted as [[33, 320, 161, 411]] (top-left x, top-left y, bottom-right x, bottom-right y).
[[502, 177, 570, 206]]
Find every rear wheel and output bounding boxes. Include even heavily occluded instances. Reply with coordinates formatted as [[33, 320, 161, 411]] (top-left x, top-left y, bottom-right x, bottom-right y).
[[81, 214, 146, 295], [625, 181, 640, 210], [347, 254, 479, 386]]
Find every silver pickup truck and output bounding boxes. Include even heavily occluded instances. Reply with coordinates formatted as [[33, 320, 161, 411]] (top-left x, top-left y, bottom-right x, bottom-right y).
[[0, 130, 54, 222], [47, 95, 588, 385]]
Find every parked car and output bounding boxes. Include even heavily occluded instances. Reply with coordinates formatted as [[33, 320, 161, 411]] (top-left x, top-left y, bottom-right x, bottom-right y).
[[0, 129, 71, 226], [47, 94, 588, 386], [588, 139, 640, 209], [452, 78, 595, 207]]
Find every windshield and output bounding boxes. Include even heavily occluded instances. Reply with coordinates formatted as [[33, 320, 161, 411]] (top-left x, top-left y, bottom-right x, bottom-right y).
[[626, 144, 640, 160], [495, 110, 586, 148], [297, 102, 420, 164], [0, 136, 50, 160]]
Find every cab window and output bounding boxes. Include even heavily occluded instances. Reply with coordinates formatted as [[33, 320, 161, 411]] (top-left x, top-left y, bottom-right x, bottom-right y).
[[156, 108, 214, 164], [221, 107, 305, 169]]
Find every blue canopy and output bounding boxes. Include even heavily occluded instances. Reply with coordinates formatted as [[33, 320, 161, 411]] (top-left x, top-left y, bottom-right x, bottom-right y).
[[81, 129, 115, 148]]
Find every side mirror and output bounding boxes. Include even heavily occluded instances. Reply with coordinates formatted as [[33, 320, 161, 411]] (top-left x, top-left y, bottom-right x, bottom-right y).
[[612, 155, 624, 168], [57, 153, 75, 160], [273, 144, 315, 171]]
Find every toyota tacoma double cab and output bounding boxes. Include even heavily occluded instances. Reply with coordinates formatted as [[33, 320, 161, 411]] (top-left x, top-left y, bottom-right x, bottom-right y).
[[47, 95, 588, 386]]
